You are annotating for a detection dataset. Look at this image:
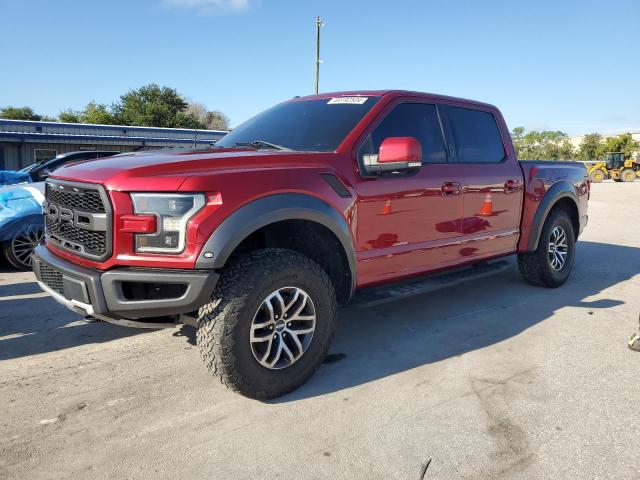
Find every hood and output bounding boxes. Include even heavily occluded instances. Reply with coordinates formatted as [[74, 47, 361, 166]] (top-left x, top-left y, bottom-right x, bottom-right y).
[[50, 148, 331, 191]]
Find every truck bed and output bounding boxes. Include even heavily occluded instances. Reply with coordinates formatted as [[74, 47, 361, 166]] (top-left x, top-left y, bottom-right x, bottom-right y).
[[517, 160, 589, 252]]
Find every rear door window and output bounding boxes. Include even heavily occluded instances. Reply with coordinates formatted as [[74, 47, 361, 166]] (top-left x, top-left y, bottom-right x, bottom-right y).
[[446, 107, 505, 163], [360, 103, 448, 164]]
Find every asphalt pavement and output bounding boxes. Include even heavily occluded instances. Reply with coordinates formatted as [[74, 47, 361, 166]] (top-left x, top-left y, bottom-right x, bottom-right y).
[[1, 181, 638, 479]]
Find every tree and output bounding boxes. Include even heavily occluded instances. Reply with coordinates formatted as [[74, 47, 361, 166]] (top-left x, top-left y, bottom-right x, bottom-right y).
[[58, 109, 82, 123], [510, 128, 575, 160], [187, 102, 230, 130], [59, 102, 119, 125], [554, 135, 574, 160], [111, 84, 205, 129], [596, 133, 640, 160], [510, 127, 526, 156], [4, 85, 229, 129], [1, 106, 44, 121], [81, 102, 117, 125], [577, 133, 602, 161]]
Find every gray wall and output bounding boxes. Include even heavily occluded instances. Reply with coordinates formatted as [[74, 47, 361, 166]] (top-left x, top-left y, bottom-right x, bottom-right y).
[[0, 142, 148, 170], [0, 120, 227, 170], [0, 138, 228, 170]]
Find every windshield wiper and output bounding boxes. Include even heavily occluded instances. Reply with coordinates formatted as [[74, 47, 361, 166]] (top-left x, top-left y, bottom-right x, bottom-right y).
[[234, 140, 292, 151]]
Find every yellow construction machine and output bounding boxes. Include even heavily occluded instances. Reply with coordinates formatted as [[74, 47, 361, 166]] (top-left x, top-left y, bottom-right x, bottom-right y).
[[588, 152, 639, 183]]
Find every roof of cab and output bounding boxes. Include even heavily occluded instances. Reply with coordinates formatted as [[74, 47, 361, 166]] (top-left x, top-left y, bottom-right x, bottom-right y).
[[289, 90, 497, 109]]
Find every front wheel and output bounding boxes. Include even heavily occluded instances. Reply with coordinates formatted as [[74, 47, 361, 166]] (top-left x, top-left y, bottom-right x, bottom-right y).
[[589, 170, 605, 183], [518, 209, 576, 288], [621, 169, 636, 182], [3, 225, 43, 271], [196, 248, 337, 399]]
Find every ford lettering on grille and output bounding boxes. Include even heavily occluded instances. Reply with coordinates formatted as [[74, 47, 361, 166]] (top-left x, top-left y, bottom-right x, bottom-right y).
[[44, 181, 112, 261]]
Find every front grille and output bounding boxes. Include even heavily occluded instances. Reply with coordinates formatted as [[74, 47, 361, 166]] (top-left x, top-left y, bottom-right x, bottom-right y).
[[45, 180, 112, 261], [45, 184, 105, 213], [39, 263, 64, 295], [46, 217, 107, 256]]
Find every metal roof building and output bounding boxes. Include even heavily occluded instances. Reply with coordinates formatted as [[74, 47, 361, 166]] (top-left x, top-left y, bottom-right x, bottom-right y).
[[0, 119, 227, 170]]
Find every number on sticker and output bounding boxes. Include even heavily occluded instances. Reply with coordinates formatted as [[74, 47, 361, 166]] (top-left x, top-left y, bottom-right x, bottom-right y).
[[327, 97, 368, 105]]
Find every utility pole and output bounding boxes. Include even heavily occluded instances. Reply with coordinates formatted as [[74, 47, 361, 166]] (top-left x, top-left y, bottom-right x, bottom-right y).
[[314, 16, 324, 94]]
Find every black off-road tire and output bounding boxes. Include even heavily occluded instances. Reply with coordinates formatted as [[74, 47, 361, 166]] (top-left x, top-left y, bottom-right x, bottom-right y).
[[3, 242, 29, 271], [517, 209, 576, 288], [621, 169, 636, 182], [196, 248, 337, 399]]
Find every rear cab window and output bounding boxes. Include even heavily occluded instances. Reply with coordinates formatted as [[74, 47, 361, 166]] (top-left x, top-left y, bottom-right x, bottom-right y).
[[445, 106, 505, 163]]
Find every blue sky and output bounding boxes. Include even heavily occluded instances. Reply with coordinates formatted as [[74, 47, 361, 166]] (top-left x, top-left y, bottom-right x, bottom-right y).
[[1, 0, 638, 134]]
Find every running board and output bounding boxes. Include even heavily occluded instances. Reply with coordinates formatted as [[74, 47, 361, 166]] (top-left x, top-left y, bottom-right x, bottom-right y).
[[350, 260, 511, 308]]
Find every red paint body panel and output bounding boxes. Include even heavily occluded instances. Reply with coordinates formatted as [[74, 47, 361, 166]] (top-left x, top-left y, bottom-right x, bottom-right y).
[[517, 161, 589, 252], [353, 162, 466, 286], [47, 90, 589, 291]]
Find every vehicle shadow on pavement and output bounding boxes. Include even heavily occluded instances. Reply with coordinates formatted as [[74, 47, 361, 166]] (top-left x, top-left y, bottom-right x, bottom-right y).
[[0, 281, 145, 361], [0, 280, 43, 296], [270, 241, 636, 402]]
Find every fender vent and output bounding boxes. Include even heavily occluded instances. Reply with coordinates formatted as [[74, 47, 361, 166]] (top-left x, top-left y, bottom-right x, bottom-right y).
[[320, 173, 351, 198]]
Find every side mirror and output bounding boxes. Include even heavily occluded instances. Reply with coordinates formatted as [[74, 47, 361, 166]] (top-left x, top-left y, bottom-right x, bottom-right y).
[[362, 137, 422, 175]]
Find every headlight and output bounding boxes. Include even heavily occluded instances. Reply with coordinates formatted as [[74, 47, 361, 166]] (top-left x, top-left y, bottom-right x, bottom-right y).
[[130, 193, 205, 253]]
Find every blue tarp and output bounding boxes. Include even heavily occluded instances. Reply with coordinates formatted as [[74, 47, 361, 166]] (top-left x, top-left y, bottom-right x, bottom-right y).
[[0, 185, 45, 242], [0, 170, 31, 187]]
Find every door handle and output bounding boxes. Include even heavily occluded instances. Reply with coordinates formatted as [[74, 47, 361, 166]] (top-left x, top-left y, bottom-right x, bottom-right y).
[[504, 179, 520, 193], [441, 181, 462, 196]]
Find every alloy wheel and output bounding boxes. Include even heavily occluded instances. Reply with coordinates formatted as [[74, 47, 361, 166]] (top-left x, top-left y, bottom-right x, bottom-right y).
[[548, 226, 568, 271], [11, 225, 43, 269], [250, 287, 317, 370]]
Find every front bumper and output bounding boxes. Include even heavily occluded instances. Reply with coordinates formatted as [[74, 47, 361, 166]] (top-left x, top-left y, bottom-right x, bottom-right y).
[[32, 245, 218, 328]]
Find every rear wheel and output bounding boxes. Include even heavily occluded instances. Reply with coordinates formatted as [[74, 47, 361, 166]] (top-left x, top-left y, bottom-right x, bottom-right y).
[[589, 170, 605, 183], [3, 225, 43, 271], [196, 248, 337, 399], [621, 169, 636, 182], [518, 209, 576, 288]]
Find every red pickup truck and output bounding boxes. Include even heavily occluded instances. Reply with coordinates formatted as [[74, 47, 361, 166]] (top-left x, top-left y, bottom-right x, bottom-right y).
[[33, 90, 589, 399]]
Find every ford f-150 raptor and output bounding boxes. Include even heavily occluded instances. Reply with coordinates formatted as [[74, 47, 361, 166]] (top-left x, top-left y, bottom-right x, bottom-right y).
[[33, 90, 589, 399]]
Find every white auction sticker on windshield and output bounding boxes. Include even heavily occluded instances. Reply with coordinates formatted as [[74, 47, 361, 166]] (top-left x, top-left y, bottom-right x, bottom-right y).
[[327, 97, 368, 105]]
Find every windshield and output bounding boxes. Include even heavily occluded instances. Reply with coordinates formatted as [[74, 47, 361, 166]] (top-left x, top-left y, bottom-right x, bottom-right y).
[[20, 154, 65, 173], [216, 96, 380, 152], [29, 158, 58, 174]]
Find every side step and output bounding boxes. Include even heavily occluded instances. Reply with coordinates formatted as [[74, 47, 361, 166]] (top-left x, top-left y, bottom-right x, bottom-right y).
[[350, 260, 511, 308]]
